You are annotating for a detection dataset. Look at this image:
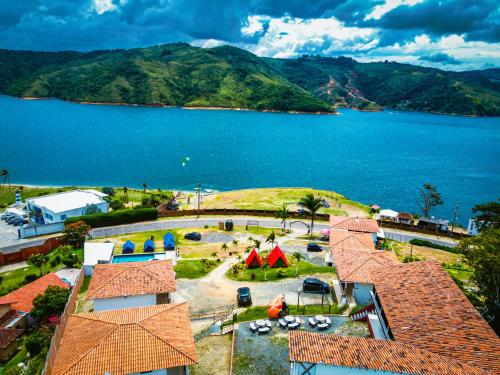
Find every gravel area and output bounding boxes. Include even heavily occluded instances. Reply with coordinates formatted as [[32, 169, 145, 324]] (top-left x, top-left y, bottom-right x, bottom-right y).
[[190, 335, 231, 375]]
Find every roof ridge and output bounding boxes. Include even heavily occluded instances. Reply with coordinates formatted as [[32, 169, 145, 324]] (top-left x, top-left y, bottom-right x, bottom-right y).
[[139, 263, 174, 289], [342, 256, 378, 279], [87, 266, 129, 299]]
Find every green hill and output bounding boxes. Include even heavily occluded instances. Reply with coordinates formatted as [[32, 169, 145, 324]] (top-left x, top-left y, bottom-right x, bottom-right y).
[[0, 43, 499, 115]]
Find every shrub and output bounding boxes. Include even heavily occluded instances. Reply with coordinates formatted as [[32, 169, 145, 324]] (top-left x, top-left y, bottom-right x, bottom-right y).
[[409, 239, 457, 253], [62, 253, 81, 268], [49, 258, 58, 268], [250, 273, 256, 280], [31, 286, 70, 321], [64, 221, 91, 247], [102, 187, 116, 196], [24, 274, 38, 283], [402, 255, 422, 263], [65, 208, 158, 228], [25, 330, 52, 355], [276, 269, 287, 278], [109, 199, 124, 210]]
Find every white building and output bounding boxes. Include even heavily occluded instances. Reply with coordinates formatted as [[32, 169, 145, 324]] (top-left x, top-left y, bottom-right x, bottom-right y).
[[25, 189, 108, 224], [83, 242, 115, 276], [87, 260, 176, 312]]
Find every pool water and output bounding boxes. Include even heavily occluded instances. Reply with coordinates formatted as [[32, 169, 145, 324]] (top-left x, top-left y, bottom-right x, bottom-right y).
[[112, 253, 167, 263]]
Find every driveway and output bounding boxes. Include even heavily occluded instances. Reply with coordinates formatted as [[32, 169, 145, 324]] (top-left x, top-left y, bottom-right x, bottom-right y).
[[173, 258, 333, 313]]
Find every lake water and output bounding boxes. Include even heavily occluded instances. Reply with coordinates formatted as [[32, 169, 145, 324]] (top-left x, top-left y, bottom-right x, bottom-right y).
[[1, 95, 499, 224]]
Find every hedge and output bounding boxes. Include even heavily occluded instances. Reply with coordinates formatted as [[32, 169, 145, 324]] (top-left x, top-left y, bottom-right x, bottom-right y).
[[65, 208, 158, 228], [409, 239, 458, 253]]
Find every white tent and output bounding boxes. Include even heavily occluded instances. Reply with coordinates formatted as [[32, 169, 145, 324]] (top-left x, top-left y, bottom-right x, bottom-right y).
[[379, 209, 399, 221], [83, 242, 114, 276]]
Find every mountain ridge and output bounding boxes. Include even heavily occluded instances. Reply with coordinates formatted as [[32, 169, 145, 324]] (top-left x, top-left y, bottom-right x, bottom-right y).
[[0, 43, 499, 115]]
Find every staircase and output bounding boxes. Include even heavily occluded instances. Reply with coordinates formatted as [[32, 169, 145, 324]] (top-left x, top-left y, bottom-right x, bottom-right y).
[[350, 304, 375, 322]]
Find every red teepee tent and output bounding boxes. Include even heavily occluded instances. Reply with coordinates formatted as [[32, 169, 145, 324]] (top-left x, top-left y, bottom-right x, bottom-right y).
[[245, 249, 262, 268], [268, 246, 289, 268]]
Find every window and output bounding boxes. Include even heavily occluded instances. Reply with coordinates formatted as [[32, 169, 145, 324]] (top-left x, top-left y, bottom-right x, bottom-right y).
[[44, 213, 53, 220], [60, 214, 67, 221]]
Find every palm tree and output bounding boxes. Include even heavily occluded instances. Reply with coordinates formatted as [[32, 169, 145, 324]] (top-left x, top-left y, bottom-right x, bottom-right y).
[[27, 253, 49, 276], [0, 170, 11, 197], [276, 203, 291, 234], [210, 251, 218, 260], [299, 193, 323, 239], [123, 187, 129, 203], [291, 252, 305, 275], [142, 182, 147, 193], [245, 246, 252, 254], [28, 210, 40, 236], [262, 264, 270, 281], [232, 239, 239, 248], [221, 243, 229, 253], [265, 231, 276, 249], [253, 239, 261, 252]]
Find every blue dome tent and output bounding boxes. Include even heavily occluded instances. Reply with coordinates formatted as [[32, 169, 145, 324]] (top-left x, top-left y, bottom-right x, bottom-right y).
[[122, 240, 135, 254], [163, 232, 175, 251], [144, 239, 155, 252]]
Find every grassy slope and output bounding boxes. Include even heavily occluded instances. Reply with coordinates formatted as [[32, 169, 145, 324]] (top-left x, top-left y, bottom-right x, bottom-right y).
[[1, 44, 499, 115]]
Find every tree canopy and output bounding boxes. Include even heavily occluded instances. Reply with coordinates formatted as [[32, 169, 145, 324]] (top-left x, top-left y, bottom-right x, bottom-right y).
[[30, 286, 70, 322]]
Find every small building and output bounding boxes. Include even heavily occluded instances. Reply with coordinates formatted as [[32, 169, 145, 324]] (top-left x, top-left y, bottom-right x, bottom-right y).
[[245, 248, 262, 268], [0, 328, 23, 361], [0, 273, 69, 316], [83, 242, 114, 276], [329, 216, 382, 243], [25, 189, 108, 224], [397, 212, 413, 225], [122, 239, 135, 254], [328, 231, 397, 305], [417, 216, 449, 232], [268, 246, 288, 268], [87, 260, 176, 312], [144, 239, 155, 252], [288, 331, 487, 375], [378, 209, 399, 222], [163, 232, 175, 250], [0, 302, 27, 330], [51, 303, 198, 375]]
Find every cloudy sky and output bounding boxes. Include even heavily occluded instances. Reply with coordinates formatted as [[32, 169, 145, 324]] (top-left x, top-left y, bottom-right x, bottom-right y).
[[1, 0, 499, 71]]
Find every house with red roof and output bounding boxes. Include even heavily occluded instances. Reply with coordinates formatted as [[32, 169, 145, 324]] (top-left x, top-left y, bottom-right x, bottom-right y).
[[245, 249, 262, 268], [268, 246, 288, 268], [0, 273, 68, 315]]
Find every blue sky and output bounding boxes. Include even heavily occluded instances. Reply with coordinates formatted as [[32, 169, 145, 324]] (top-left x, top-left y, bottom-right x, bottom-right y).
[[1, 0, 499, 71]]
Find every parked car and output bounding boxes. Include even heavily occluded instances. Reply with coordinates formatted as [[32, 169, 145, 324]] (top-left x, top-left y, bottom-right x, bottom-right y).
[[321, 199, 330, 208], [184, 232, 201, 241], [237, 287, 252, 307], [303, 278, 330, 294], [297, 208, 306, 215], [307, 243, 323, 252]]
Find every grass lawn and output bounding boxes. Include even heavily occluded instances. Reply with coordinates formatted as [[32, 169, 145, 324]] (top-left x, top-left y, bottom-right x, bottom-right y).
[[174, 259, 219, 279], [226, 256, 335, 282], [0, 247, 83, 296], [190, 335, 232, 375], [235, 304, 348, 323], [201, 188, 370, 217]]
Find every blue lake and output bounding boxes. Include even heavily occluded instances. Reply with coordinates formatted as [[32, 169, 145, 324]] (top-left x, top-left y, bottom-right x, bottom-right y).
[[1, 94, 499, 224]]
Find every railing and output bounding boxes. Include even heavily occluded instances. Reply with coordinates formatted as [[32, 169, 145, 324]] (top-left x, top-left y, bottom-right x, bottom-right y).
[[43, 269, 84, 375], [158, 208, 331, 221]]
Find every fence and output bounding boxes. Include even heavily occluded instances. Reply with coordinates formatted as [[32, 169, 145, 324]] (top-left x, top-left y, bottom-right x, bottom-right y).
[[43, 269, 84, 375], [158, 208, 330, 221], [19, 222, 65, 238], [0, 235, 64, 266], [379, 221, 469, 239]]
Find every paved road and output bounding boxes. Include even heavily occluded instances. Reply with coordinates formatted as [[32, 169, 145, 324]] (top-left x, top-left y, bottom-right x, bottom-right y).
[[91, 217, 457, 247]]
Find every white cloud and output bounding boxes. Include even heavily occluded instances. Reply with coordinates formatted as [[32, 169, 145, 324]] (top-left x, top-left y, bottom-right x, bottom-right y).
[[191, 39, 227, 48], [364, 0, 424, 21], [94, 0, 117, 15]]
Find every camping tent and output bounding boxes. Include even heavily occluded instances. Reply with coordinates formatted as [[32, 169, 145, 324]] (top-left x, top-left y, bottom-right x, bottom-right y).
[[245, 249, 262, 268], [144, 239, 155, 252], [163, 232, 175, 250], [268, 246, 288, 268], [122, 240, 135, 254], [379, 209, 399, 221]]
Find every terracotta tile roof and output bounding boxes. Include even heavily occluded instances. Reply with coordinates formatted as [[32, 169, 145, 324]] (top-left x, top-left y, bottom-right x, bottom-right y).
[[329, 230, 375, 250], [372, 261, 500, 373], [289, 331, 488, 375], [397, 212, 413, 220], [51, 303, 197, 375], [330, 215, 380, 233], [0, 328, 23, 349], [87, 260, 176, 299], [0, 273, 68, 313]]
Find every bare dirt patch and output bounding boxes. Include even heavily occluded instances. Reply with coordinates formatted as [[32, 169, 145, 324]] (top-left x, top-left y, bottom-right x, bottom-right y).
[[190, 335, 231, 375]]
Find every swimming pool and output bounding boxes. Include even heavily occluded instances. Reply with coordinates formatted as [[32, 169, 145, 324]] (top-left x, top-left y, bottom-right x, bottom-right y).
[[112, 253, 167, 263]]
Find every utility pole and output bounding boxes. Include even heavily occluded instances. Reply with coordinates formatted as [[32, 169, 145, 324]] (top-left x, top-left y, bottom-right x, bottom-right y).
[[195, 183, 201, 218], [450, 202, 460, 236]]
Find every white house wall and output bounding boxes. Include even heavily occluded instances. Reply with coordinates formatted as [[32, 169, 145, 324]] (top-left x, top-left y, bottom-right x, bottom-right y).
[[353, 283, 373, 305], [93, 294, 157, 312], [291, 363, 403, 375]]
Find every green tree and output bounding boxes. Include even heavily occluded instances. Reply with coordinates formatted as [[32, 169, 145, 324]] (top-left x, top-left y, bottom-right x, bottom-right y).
[[142, 182, 147, 193], [123, 186, 129, 204], [25, 328, 53, 356], [101, 187, 115, 196], [64, 221, 91, 247], [262, 264, 270, 281], [27, 253, 49, 276], [291, 252, 305, 275], [232, 239, 239, 248], [458, 228, 500, 334], [418, 183, 443, 217], [211, 251, 218, 260], [299, 193, 323, 239], [30, 286, 70, 322], [472, 199, 500, 231], [275, 203, 291, 234], [253, 239, 261, 252], [266, 231, 276, 249], [110, 199, 124, 210], [84, 204, 101, 215], [221, 243, 229, 252]]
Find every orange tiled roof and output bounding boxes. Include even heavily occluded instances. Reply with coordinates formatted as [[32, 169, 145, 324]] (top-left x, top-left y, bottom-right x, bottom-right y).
[[329, 230, 375, 250], [289, 331, 488, 375], [372, 261, 500, 373], [0, 273, 68, 313], [87, 260, 176, 299], [330, 215, 380, 233], [51, 303, 197, 375], [0, 328, 23, 349]]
